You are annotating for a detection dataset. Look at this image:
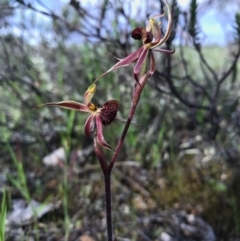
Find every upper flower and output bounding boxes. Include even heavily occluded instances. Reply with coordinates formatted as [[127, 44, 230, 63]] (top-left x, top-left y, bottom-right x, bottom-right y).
[[35, 84, 119, 150], [94, 0, 174, 84]]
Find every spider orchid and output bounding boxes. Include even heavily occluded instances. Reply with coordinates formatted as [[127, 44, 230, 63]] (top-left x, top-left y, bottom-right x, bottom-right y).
[[35, 84, 119, 150], [94, 0, 174, 84]]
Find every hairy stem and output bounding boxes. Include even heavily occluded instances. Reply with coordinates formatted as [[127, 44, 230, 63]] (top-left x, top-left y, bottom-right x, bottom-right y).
[[104, 174, 112, 241]]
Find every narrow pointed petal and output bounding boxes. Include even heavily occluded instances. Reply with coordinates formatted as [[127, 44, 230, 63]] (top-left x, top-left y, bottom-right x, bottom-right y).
[[149, 51, 155, 76], [94, 47, 144, 83], [96, 114, 112, 150], [84, 114, 96, 136], [133, 47, 150, 83], [34, 101, 90, 112], [150, 0, 172, 49], [148, 18, 162, 46], [146, 12, 165, 32], [84, 84, 96, 105]]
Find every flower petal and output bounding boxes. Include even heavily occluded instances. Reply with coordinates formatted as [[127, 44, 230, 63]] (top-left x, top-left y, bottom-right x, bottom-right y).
[[84, 114, 96, 136], [100, 100, 119, 125], [34, 101, 90, 112], [149, 51, 155, 77], [94, 47, 144, 83], [148, 18, 162, 46], [84, 84, 96, 105], [133, 47, 150, 83], [150, 0, 172, 49], [96, 114, 112, 150], [146, 12, 165, 32]]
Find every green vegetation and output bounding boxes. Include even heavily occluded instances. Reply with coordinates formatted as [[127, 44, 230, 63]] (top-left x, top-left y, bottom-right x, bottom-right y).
[[0, 189, 7, 241]]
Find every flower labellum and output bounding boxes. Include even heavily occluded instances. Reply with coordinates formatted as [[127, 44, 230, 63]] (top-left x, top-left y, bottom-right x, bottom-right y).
[[100, 100, 119, 125]]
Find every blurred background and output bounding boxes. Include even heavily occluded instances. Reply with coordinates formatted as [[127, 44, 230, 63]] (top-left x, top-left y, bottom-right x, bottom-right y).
[[0, 0, 240, 240]]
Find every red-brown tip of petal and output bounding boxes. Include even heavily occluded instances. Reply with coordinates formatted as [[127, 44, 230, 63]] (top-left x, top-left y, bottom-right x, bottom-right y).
[[132, 27, 153, 44], [132, 28, 143, 40]]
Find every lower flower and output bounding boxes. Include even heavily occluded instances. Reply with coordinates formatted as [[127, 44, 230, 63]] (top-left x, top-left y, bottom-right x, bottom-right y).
[[35, 84, 119, 150]]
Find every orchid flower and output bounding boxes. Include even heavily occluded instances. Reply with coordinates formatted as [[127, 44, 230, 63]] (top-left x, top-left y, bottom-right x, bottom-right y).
[[35, 84, 119, 150], [94, 0, 174, 84]]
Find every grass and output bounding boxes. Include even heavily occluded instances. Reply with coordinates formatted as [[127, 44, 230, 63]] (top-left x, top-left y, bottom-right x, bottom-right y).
[[0, 188, 7, 241], [6, 143, 41, 241], [7, 143, 31, 202]]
